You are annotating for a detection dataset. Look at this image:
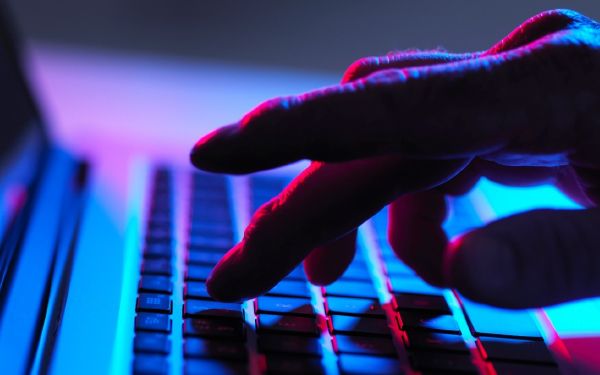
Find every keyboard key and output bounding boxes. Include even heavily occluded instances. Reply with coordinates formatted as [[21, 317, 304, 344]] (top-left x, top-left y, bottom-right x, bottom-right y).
[[145, 233, 172, 244], [258, 334, 322, 356], [183, 318, 245, 340], [192, 172, 227, 186], [188, 236, 233, 251], [255, 296, 315, 316], [257, 314, 319, 337], [133, 354, 169, 375], [190, 201, 227, 211], [339, 265, 372, 281], [267, 280, 311, 299], [460, 298, 543, 340], [137, 294, 172, 314], [393, 293, 450, 314], [397, 311, 460, 334], [338, 354, 404, 375], [185, 359, 247, 375], [478, 337, 555, 364], [189, 223, 233, 238], [326, 297, 384, 317], [134, 333, 170, 354], [265, 355, 325, 375], [142, 259, 172, 276], [144, 243, 172, 258], [403, 331, 469, 353], [329, 315, 391, 337], [146, 226, 171, 240], [285, 266, 307, 281], [187, 251, 224, 265], [384, 260, 415, 277], [186, 265, 213, 281], [135, 313, 171, 333], [325, 280, 378, 299], [492, 361, 560, 375], [191, 192, 227, 202], [189, 200, 228, 211], [185, 282, 211, 300], [410, 351, 477, 373], [388, 276, 443, 296], [148, 213, 171, 226], [184, 300, 243, 319], [335, 335, 397, 357], [139, 276, 173, 294], [184, 338, 247, 361], [147, 215, 171, 227]]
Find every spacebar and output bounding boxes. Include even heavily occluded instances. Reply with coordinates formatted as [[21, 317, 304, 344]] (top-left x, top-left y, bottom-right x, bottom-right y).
[[459, 297, 543, 340]]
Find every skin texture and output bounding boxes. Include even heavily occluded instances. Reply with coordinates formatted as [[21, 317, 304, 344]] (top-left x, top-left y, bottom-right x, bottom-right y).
[[191, 9, 600, 308]]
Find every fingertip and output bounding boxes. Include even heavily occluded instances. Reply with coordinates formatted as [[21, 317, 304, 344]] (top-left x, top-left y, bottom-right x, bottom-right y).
[[304, 253, 347, 286], [205, 265, 246, 303], [388, 192, 449, 286], [303, 231, 357, 286], [204, 243, 257, 302], [444, 232, 517, 306], [190, 124, 245, 173], [304, 267, 338, 286], [205, 276, 245, 303]]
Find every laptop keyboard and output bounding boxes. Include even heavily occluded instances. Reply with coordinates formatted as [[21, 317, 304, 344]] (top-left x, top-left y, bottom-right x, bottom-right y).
[[131, 168, 562, 375]]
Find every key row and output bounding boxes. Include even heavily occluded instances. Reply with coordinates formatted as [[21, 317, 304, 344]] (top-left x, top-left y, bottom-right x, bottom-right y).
[[133, 169, 175, 375]]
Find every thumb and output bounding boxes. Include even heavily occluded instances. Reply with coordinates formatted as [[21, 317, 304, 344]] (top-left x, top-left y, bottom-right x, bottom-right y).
[[444, 208, 600, 309]]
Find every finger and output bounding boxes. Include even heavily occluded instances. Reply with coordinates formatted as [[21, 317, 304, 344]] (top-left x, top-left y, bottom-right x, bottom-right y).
[[206, 157, 468, 301], [487, 9, 588, 54], [191, 31, 580, 173], [303, 51, 477, 287], [388, 190, 448, 286], [303, 230, 357, 286], [342, 51, 477, 83], [477, 159, 559, 186], [437, 163, 481, 196], [388, 158, 563, 286], [444, 207, 600, 308]]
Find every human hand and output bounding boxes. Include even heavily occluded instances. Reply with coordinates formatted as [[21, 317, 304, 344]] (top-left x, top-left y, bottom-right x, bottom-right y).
[[191, 9, 600, 308]]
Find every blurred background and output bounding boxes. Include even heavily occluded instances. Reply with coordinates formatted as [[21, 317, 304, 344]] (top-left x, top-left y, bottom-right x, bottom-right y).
[[5, 1, 600, 161], [9, 1, 600, 73]]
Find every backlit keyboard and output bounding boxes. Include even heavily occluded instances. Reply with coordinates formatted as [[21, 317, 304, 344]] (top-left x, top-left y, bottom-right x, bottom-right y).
[[131, 168, 561, 375]]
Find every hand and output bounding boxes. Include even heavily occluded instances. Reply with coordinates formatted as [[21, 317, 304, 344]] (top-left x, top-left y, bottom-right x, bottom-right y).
[[191, 9, 600, 308]]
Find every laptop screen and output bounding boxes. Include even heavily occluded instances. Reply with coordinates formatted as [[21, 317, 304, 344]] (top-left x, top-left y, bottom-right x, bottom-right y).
[[0, 6, 47, 243], [0, 6, 46, 166]]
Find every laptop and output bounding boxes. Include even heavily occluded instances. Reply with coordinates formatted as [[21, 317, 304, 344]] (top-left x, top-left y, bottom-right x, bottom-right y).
[[1, 4, 599, 375]]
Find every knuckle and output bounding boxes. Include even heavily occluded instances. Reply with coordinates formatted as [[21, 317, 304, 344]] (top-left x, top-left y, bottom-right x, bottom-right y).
[[342, 56, 382, 83], [533, 9, 583, 25]]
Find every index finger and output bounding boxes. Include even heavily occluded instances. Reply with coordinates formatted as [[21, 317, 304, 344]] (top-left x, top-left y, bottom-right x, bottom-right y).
[[206, 156, 468, 301], [191, 34, 579, 174]]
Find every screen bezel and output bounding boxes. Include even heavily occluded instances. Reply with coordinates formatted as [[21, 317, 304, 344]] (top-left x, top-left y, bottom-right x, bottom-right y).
[[0, 2, 51, 288], [0, 3, 48, 142]]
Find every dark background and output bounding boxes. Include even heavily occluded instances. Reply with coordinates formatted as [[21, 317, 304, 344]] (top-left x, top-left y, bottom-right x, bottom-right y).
[[7, 1, 600, 74]]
